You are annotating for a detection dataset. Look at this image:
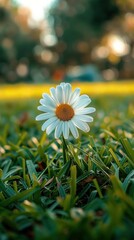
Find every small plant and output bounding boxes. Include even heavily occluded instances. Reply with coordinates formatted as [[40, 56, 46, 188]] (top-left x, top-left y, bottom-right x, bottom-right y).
[[36, 82, 95, 139]]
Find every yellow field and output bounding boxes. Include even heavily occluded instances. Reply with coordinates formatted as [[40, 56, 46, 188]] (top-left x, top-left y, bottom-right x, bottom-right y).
[[0, 81, 134, 100]]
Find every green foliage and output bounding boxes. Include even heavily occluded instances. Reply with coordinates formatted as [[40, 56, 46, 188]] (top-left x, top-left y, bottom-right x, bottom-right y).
[[0, 95, 134, 240]]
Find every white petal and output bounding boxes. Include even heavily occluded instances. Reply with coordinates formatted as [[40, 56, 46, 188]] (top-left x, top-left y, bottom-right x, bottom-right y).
[[56, 85, 64, 103], [50, 87, 59, 104], [73, 95, 91, 109], [42, 94, 56, 107], [72, 117, 90, 132], [55, 121, 63, 139], [36, 113, 55, 121], [41, 117, 57, 131], [46, 119, 60, 135], [68, 120, 79, 139], [69, 88, 80, 105], [75, 107, 96, 115], [62, 121, 69, 139], [37, 105, 54, 113], [39, 99, 55, 110], [64, 83, 72, 103], [76, 115, 93, 122], [60, 82, 66, 87]]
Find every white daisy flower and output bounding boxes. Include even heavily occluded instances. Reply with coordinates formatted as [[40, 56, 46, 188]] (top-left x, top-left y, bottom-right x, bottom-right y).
[[36, 83, 96, 139]]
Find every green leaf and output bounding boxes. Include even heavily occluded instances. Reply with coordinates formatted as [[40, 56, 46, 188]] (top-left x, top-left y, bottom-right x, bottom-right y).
[[0, 186, 40, 207], [120, 138, 134, 167], [0, 179, 16, 197], [57, 160, 71, 178], [2, 159, 12, 179], [26, 160, 38, 182], [56, 177, 66, 198], [109, 148, 125, 173], [122, 170, 134, 192], [70, 165, 77, 200], [83, 198, 104, 210]]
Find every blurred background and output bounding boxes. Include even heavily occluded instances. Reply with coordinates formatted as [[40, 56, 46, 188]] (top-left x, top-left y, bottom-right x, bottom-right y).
[[0, 0, 134, 84]]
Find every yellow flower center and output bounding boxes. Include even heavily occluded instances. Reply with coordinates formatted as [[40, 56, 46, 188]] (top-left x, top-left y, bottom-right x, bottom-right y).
[[55, 104, 74, 121]]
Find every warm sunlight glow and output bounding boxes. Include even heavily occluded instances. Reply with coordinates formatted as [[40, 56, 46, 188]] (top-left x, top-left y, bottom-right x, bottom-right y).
[[16, 0, 55, 21], [108, 35, 130, 56]]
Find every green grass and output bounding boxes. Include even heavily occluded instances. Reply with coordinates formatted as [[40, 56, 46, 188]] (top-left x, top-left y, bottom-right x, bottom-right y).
[[0, 95, 134, 240]]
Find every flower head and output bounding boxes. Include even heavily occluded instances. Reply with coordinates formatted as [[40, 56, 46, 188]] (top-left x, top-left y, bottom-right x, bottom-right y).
[[36, 83, 96, 139]]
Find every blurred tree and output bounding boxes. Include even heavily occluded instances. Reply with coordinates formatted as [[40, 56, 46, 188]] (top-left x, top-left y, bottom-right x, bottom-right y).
[[0, 6, 39, 83], [51, 0, 120, 65]]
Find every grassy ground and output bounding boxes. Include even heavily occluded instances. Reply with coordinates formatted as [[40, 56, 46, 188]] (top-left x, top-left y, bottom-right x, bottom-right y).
[[0, 94, 134, 240]]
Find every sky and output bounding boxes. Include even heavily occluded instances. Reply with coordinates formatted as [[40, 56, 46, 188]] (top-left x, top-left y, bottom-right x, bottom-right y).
[[16, 0, 56, 21]]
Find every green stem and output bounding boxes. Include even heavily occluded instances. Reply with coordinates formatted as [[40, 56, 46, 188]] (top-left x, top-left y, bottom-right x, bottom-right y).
[[70, 165, 77, 200], [62, 135, 68, 163]]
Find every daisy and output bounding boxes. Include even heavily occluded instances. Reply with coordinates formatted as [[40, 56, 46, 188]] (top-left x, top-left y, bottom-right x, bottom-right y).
[[36, 83, 96, 139]]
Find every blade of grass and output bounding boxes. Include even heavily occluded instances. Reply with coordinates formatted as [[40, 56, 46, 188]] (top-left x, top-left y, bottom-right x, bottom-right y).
[[26, 160, 38, 182], [0, 186, 40, 207], [120, 138, 134, 166], [93, 178, 103, 198], [70, 165, 77, 200], [109, 148, 126, 173]]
